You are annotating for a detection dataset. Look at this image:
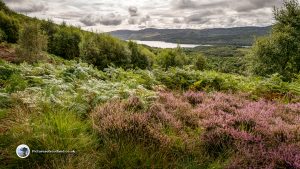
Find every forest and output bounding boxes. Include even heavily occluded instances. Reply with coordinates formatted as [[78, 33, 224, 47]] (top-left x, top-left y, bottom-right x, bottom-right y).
[[0, 0, 300, 168]]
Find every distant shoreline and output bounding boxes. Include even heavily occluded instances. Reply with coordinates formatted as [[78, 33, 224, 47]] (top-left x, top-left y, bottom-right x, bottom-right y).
[[127, 40, 213, 49], [127, 40, 251, 49]]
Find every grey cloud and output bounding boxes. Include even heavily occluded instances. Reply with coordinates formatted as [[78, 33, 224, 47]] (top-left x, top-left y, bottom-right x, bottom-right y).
[[139, 15, 151, 24], [233, 0, 281, 12], [3, 0, 284, 31], [128, 6, 146, 25], [185, 15, 210, 24], [171, 0, 281, 12], [183, 9, 224, 24], [174, 0, 197, 9], [56, 11, 86, 20], [128, 14, 151, 25], [80, 14, 96, 26], [128, 6, 139, 16], [172, 0, 228, 10], [128, 17, 138, 24], [195, 9, 224, 17], [138, 25, 146, 29], [7, 1, 48, 13], [167, 0, 281, 28], [81, 13, 123, 26], [18, 5, 47, 13], [3, 0, 23, 3], [227, 18, 236, 24], [173, 18, 184, 23], [149, 10, 183, 18], [99, 13, 123, 26]]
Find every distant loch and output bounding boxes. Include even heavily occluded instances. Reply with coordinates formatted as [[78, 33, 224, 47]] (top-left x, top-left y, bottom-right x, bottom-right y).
[[128, 40, 212, 49]]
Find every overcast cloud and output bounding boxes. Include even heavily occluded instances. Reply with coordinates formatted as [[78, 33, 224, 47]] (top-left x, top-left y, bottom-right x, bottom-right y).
[[3, 0, 289, 32]]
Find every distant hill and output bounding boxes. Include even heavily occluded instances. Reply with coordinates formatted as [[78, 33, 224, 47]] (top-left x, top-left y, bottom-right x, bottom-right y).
[[110, 26, 272, 46]]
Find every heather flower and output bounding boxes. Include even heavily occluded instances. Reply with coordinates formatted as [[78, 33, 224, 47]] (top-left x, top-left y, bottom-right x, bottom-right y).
[[91, 91, 300, 168], [184, 91, 205, 106]]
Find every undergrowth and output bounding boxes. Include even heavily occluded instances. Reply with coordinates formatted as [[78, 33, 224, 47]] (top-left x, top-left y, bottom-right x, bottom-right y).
[[0, 58, 300, 168]]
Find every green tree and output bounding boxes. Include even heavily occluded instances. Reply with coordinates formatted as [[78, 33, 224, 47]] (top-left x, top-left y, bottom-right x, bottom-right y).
[[0, 11, 19, 43], [0, 28, 7, 42], [40, 19, 58, 54], [51, 28, 81, 60], [140, 47, 155, 67], [0, 0, 12, 14], [157, 46, 188, 70], [16, 23, 48, 63], [80, 33, 104, 68], [193, 54, 207, 71], [80, 33, 131, 70], [251, 0, 300, 81], [128, 41, 150, 69]]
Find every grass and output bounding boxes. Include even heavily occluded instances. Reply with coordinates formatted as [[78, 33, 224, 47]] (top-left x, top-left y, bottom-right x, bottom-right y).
[[0, 57, 299, 168], [2, 105, 99, 169]]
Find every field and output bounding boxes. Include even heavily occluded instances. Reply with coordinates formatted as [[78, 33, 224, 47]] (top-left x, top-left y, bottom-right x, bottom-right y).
[[1, 0, 300, 168], [0, 53, 300, 168]]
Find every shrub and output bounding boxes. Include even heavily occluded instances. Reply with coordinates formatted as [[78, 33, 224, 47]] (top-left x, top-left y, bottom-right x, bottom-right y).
[[140, 47, 155, 67], [0, 92, 12, 108], [227, 144, 300, 169], [1, 54, 300, 168], [191, 73, 226, 91], [0, 11, 19, 43], [0, 62, 27, 93], [193, 54, 207, 71], [153, 67, 300, 101], [154, 67, 240, 92], [0, 0, 12, 14], [16, 23, 48, 63], [51, 28, 81, 60], [0, 64, 17, 82], [194, 93, 300, 168], [128, 41, 151, 69], [40, 19, 58, 54], [103, 67, 159, 89], [5, 61, 157, 116], [156, 47, 188, 70], [91, 90, 300, 168], [153, 67, 200, 90], [80, 33, 131, 70], [0, 28, 7, 42], [254, 74, 289, 99], [207, 56, 249, 75], [91, 93, 205, 168], [183, 91, 205, 106], [4, 73, 28, 93]]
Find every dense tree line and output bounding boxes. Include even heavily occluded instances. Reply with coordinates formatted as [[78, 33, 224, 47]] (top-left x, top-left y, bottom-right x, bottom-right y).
[[0, 0, 208, 71], [2, 0, 300, 80]]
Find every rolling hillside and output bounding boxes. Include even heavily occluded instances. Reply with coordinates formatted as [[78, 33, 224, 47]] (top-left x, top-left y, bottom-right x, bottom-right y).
[[110, 26, 272, 46], [1, 0, 300, 168]]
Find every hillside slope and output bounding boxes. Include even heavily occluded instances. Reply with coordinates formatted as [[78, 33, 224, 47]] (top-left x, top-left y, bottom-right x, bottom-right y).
[[110, 26, 272, 46]]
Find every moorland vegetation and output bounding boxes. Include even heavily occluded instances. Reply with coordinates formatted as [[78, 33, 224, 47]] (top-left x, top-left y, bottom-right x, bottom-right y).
[[0, 0, 300, 168]]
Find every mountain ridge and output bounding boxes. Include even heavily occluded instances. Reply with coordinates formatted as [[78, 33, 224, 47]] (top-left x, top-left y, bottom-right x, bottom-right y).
[[110, 26, 272, 46]]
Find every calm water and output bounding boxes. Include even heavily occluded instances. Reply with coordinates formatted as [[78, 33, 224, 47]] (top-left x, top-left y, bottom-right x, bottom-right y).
[[129, 40, 211, 48]]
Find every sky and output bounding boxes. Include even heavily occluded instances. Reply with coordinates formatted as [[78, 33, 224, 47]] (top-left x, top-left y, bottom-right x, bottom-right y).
[[3, 0, 285, 32]]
